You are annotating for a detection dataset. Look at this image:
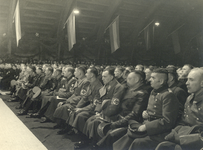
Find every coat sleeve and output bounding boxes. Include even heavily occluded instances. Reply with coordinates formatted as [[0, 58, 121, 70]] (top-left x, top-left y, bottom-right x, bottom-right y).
[[145, 93, 179, 135], [58, 79, 76, 98], [175, 88, 187, 117], [69, 80, 90, 105], [76, 84, 91, 108], [102, 84, 125, 117], [112, 91, 149, 128]]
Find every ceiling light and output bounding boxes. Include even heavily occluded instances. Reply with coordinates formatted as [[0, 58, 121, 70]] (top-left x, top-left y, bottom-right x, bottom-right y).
[[155, 22, 160, 26], [73, 9, 80, 14]]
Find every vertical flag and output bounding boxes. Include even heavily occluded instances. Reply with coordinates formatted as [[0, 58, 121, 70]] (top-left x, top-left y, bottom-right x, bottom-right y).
[[14, 0, 21, 47], [171, 31, 181, 54], [109, 16, 120, 53], [66, 12, 76, 51], [144, 24, 153, 51]]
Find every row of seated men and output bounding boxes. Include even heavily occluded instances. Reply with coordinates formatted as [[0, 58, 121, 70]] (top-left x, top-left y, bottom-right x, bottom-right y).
[[0, 64, 21, 90], [4, 63, 203, 150]]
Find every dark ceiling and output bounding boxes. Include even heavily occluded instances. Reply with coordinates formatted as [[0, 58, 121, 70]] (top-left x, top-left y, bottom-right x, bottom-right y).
[[0, 0, 202, 41]]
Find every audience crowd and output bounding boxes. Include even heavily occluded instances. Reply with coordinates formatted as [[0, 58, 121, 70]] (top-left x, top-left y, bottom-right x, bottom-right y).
[[0, 62, 202, 150]]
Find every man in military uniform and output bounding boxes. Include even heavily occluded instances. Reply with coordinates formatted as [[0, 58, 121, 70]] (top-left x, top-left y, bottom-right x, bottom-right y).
[[114, 66, 125, 84], [53, 66, 90, 134], [96, 71, 150, 150], [156, 68, 203, 150], [177, 64, 193, 95], [135, 64, 144, 72], [29, 67, 76, 121], [14, 65, 37, 109], [65, 67, 103, 135], [0, 63, 16, 90], [167, 67, 187, 120], [74, 67, 125, 148], [113, 68, 179, 150], [17, 68, 63, 115]]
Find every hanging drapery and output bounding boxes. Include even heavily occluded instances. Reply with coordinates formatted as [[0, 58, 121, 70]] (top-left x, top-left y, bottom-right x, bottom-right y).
[[108, 16, 120, 53], [14, 0, 21, 47]]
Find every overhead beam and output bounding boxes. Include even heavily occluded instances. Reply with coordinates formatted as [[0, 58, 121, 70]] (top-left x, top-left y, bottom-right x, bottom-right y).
[[26, 0, 63, 7], [77, 0, 109, 7], [24, 7, 60, 14], [23, 14, 56, 20], [22, 20, 54, 26]]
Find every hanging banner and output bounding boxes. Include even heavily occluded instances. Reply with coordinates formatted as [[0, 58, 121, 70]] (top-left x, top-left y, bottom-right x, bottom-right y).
[[109, 16, 120, 53], [14, 0, 21, 47]]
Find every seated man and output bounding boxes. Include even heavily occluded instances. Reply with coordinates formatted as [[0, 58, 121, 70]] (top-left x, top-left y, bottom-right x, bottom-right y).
[[52, 66, 90, 132], [177, 64, 193, 95], [14, 65, 37, 109], [156, 68, 203, 150], [114, 66, 125, 84], [113, 68, 179, 150], [17, 68, 63, 115], [167, 67, 187, 120], [73, 67, 125, 148], [64, 67, 103, 134], [95, 71, 150, 150], [29, 66, 76, 121], [8, 64, 27, 97]]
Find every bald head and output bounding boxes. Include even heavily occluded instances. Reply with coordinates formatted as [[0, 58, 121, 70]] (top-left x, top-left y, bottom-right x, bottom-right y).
[[127, 72, 144, 87], [186, 68, 203, 94]]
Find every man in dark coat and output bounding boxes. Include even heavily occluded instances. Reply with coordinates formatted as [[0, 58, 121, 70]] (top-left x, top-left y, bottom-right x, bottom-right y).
[[66, 67, 103, 134], [113, 68, 179, 150], [52, 66, 90, 134], [167, 67, 187, 120], [114, 66, 125, 84], [73, 67, 125, 148], [14, 65, 37, 108], [29, 66, 76, 121], [17, 68, 62, 115], [96, 71, 150, 150], [177, 64, 193, 95], [156, 68, 203, 150]]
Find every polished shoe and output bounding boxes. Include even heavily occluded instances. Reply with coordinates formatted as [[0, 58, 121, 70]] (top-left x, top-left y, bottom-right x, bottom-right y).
[[17, 110, 27, 115], [57, 128, 69, 135], [74, 141, 89, 149], [30, 113, 41, 118], [40, 117, 51, 123]]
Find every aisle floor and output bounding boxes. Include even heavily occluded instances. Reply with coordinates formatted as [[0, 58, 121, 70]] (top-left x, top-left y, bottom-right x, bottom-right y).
[[0, 94, 87, 150]]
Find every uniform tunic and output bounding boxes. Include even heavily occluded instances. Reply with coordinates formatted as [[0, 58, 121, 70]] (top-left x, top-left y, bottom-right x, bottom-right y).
[[113, 86, 179, 150], [67, 79, 103, 132], [97, 84, 150, 148], [82, 78, 125, 142], [43, 77, 76, 121], [156, 90, 203, 150], [169, 83, 187, 120], [17, 73, 37, 101], [53, 77, 90, 121]]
